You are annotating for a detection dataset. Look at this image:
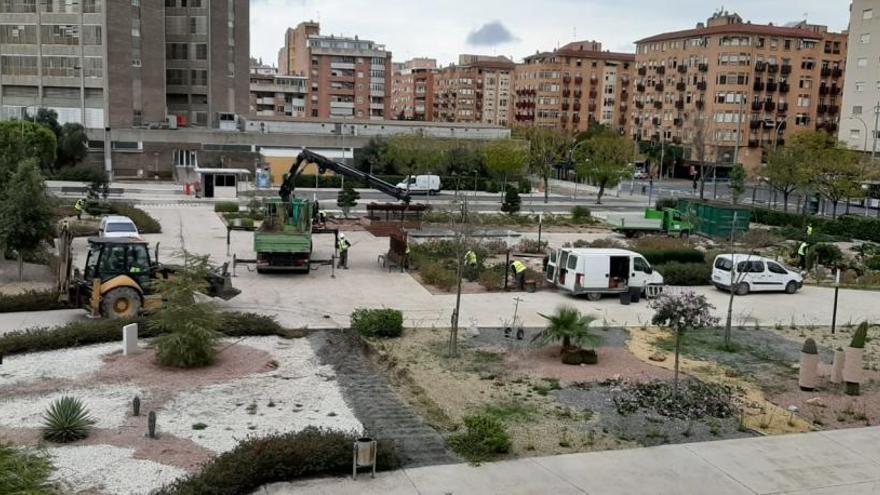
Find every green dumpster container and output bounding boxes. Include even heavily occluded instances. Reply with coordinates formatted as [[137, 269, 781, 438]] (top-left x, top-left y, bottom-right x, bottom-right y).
[[677, 200, 751, 238]]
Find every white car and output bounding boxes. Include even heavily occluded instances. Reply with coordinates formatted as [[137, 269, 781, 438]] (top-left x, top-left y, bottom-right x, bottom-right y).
[[99, 215, 140, 238], [712, 254, 803, 295]]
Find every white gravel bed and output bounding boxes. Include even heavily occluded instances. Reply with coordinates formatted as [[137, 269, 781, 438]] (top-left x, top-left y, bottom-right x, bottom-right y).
[[0, 343, 119, 387], [49, 444, 187, 495], [0, 385, 143, 429], [159, 336, 362, 453]]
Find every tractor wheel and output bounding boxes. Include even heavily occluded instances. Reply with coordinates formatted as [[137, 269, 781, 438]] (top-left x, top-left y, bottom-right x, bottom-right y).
[[102, 287, 142, 319]]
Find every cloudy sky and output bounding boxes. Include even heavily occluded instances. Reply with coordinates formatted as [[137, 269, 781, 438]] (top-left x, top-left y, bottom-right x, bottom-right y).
[[250, 0, 850, 67]]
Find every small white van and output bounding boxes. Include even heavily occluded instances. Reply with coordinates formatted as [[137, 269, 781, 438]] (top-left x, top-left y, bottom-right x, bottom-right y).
[[545, 248, 665, 300], [396, 175, 441, 195], [712, 254, 803, 295], [99, 215, 139, 239]]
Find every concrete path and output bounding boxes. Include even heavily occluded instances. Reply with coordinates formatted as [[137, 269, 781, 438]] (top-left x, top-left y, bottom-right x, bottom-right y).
[[257, 427, 880, 495]]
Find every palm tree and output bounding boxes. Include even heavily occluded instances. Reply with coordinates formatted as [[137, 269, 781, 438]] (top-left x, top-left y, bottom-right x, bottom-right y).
[[532, 306, 601, 352]]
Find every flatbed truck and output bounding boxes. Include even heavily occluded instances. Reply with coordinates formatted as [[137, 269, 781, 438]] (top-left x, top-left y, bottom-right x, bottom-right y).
[[605, 208, 693, 238]]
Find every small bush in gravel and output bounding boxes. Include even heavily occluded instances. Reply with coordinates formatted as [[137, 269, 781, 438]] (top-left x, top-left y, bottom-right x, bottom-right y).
[[448, 414, 511, 463], [571, 205, 591, 223], [0, 443, 54, 494], [214, 202, 240, 213], [609, 379, 741, 420], [0, 290, 70, 313], [42, 396, 95, 443], [154, 427, 400, 495], [351, 308, 403, 338]]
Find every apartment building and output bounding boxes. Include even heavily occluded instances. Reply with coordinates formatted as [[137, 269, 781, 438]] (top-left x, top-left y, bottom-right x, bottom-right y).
[[632, 11, 847, 171], [433, 55, 515, 126], [249, 68, 308, 118], [513, 41, 635, 133], [391, 58, 436, 121], [278, 22, 391, 120], [0, 0, 248, 130], [839, 0, 880, 152]]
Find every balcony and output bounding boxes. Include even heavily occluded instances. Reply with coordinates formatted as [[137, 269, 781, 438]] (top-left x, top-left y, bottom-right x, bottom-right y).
[[677, 65, 688, 74], [751, 101, 763, 111], [619, 102, 628, 111], [820, 67, 832, 77], [653, 100, 663, 109], [749, 120, 762, 130], [589, 90, 597, 98], [777, 103, 789, 113], [748, 139, 760, 148], [588, 103, 597, 112], [573, 114, 581, 123], [562, 103, 570, 111], [829, 105, 839, 114], [817, 104, 828, 113], [652, 117, 661, 125], [831, 85, 841, 96], [573, 102, 581, 111], [655, 83, 664, 92], [636, 83, 646, 92], [574, 90, 583, 98], [779, 82, 790, 93], [674, 99, 684, 109], [621, 77, 630, 86], [819, 84, 829, 95], [635, 101, 644, 109], [764, 101, 775, 111], [767, 64, 779, 74], [832, 67, 842, 78], [673, 118, 683, 127], [695, 100, 704, 110], [656, 66, 666, 74], [696, 81, 707, 91], [781, 64, 792, 75], [590, 76, 599, 85], [754, 61, 766, 72], [753, 81, 765, 91], [574, 76, 583, 84], [638, 67, 647, 76], [698, 63, 708, 72], [562, 89, 571, 97], [766, 81, 778, 92], [676, 82, 686, 91], [563, 75, 572, 84]]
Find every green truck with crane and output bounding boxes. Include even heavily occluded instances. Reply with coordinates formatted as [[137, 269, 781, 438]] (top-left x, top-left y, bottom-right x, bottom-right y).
[[254, 149, 411, 273]]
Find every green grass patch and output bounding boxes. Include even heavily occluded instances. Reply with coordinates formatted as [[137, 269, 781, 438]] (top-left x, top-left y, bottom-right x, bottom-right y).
[[448, 414, 511, 464], [0, 443, 55, 495], [480, 401, 537, 423]]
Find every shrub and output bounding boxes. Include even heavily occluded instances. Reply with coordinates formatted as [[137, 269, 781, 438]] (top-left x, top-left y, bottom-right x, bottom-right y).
[[448, 414, 511, 463], [214, 202, 240, 213], [0, 443, 54, 494], [516, 238, 547, 254], [478, 264, 506, 291], [866, 256, 880, 271], [500, 186, 521, 215], [418, 263, 458, 291], [640, 249, 705, 265], [155, 427, 399, 495], [110, 203, 161, 234], [571, 205, 591, 223], [50, 166, 106, 183], [0, 290, 69, 313], [42, 396, 95, 443], [654, 262, 712, 286], [738, 228, 783, 248], [810, 243, 843, 267], [517, 177, 531, 194], [152, 303, 223, 368], [350, 308, 403, 338]]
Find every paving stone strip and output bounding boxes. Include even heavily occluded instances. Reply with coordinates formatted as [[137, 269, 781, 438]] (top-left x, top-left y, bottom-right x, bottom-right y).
[[312, 331, 457, 467]]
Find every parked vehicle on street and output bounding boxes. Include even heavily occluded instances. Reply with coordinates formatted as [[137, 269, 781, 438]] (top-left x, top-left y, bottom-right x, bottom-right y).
[[606, 208, 693, 238], [712, 254, 803, 295], [99, 215, 139, 238], [396, 175, 441, 195], [545, 248, 665, 300]]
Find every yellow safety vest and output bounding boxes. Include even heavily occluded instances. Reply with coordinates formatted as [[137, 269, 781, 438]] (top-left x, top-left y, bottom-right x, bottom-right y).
[[798, 242, 808, 256], [512, 261, 527, 274], [806, 225, 813, 237], [465, 250, 477, 265], [338, 238, 349, 252], [74, 199, 85, 211]]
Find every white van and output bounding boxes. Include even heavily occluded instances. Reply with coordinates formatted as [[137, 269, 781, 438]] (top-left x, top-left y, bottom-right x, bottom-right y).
[[396, 175, 441, 195], [712, 254, 803, 295], [99, 215, 140, 239], [545, 248, 665, 300]]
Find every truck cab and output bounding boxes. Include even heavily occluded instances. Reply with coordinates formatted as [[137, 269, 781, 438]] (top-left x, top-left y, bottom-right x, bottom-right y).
[[545, 248, 664, 300]]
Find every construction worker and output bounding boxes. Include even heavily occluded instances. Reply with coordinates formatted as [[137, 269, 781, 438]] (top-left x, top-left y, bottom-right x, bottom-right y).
[[806, 224, 814, 238], [74, 197, 86, 220], [510, 260, 527, 291], [338, 233, 351, 269], [798, 241, 809, 269], [464, 249, 478, 281]]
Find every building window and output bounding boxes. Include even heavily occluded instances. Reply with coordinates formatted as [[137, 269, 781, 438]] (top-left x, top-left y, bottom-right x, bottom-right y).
[[864, 9, 873, 19], [194, 43, 207, 60], [858, 57, 868, 68], [861, 33, 871, 44], [851, 129, 861, 140], [856, 81, 866, 92], [854, 105, 863, 115]]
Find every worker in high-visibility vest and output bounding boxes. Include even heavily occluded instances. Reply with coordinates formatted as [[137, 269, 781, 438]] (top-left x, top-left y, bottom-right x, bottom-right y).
[[337, 233, 351, 269], [798, 241, 809, 269], [74, 198, 85, 220], [806, 224, 813, 238], [464, 249, 478, 281], [510, 260, 527, 290]]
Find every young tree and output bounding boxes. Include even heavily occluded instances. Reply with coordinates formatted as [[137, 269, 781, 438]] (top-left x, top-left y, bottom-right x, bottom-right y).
[[651, 291, 718, 394], [336, 180, 360, 218], [484, 139, 527, 193], [384, 134, 446, 178], [0, 160, 55, 279], [57, 123, 89, 168], [500, 186, 521, 215], [575, 129, 634, 204], [354, 137, 392, 175], [520, 127, 571, 204], [763, 145, 805, 212], [690, 112, 711, 200], [0, 121, 56, 190], [810, 146, 862, 218], [729, 164, 747, 204]]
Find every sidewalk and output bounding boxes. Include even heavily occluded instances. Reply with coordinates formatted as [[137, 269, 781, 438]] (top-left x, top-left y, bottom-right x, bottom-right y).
[[257, 427, 880, 495]]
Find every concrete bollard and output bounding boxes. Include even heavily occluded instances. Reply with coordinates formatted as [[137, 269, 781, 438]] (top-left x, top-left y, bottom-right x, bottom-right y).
[[830, 349, 845, 384], [123, 323, 139, 356]]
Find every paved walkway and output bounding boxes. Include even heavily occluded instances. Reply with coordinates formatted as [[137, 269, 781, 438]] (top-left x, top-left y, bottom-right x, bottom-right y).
[[257, 427, 880, 495]]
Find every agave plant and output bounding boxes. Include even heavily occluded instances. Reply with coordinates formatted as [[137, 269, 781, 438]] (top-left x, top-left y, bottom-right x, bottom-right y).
[[42, 396, 95, 443]]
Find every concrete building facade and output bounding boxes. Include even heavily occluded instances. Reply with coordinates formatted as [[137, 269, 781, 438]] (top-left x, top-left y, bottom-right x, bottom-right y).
[[631, 11, 847, 171], [513, 41, 635, 134], [249, 68, 308, 119], [839, 0, 880, 153], [433, 55, 515, 126], [0, 0, 248, 131], [391, 58, 436, 121], [277, 22, 391, 120]]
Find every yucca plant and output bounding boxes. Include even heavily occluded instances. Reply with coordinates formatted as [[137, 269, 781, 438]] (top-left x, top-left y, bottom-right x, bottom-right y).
[[42, 396, 95, 443]]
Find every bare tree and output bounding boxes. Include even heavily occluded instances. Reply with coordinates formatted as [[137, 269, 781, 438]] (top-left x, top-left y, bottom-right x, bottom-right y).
[[690, 111, 710, 200]]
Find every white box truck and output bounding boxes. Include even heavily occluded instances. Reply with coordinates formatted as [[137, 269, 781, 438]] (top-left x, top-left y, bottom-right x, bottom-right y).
[[396, 175, 441, 195], [545, 248, 665, 300]]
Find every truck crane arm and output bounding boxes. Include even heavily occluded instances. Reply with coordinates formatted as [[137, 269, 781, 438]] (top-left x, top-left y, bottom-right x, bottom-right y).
[[279, 149, 410, 204]]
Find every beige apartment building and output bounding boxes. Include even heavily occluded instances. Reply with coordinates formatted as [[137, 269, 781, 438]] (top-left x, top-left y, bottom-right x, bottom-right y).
[[513, 41, 635, 133], [631, 11, 847, 172], [391, 58, 436, 121], [277, 22, 391, 120], [432, 55, 515, 126], [249, 68, 308, 118]]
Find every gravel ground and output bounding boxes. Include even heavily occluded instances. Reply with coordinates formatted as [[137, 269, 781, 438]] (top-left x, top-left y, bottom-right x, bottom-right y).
[[0, 385, 143, 429], [158, 336, 361, 453], [553, 382, 756, 447], [49, 445, 187, 495], [0, 343, 120, 387]]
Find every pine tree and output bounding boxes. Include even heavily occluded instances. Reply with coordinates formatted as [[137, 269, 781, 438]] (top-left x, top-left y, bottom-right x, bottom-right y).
[[0, 160, 55, 280], [501, 186, 521, 215], [336, 180, 360, 218]]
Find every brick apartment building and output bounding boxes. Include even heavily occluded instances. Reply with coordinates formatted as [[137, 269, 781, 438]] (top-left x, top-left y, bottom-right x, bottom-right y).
[[513, 41, 635, 133], [277, 22, 391, 120], [0, 0, 248, 130], [391, 58, 436, 120], [432, 55, 515, 126], [631, 11, 847, 171]]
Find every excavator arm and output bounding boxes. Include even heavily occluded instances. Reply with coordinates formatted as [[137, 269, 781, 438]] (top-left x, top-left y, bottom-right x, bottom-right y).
[[280, 149, 411, 204]]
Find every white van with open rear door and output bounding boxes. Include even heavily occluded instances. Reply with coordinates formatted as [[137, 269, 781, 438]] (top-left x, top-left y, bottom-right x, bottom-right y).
[[545, 248, 665, 300]]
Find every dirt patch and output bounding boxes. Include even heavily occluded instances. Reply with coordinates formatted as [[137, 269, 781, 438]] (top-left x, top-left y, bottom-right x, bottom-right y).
[[507, 345, 673, 385]]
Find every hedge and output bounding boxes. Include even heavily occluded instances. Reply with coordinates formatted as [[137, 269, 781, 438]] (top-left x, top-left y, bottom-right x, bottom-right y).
[[154, 428, 399, 495], [214, 202, 240, 213], [81, 202, 161, 234], [0, 290, 70, 313], [640, 249, 705, 265], [0, 311, 283, 356], [655, 262, 712, 286], [748, 207, 880, 243]]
